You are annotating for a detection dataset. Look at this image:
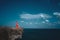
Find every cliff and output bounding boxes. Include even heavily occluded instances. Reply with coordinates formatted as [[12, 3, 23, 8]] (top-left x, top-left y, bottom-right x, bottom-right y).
[[0, 26, 23, 40]]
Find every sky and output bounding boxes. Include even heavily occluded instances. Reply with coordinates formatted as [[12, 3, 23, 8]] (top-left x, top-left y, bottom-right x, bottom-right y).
[[0, 0, 60, 28]]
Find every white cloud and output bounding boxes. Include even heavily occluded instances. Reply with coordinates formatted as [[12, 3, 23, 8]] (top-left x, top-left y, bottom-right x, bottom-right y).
[[30, 22, 32, 24], [40, 13, 51, 19], [20, 21, 24, 23], [53, 12, 60, 16], [45, 20, 49, 22], [20, 12, 51, 19], [42, 21, 45, 23], [20, 14, 41, 19]]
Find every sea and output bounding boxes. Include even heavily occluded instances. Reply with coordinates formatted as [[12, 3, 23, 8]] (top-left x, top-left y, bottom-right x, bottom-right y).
[[22, 29, 60, 40]]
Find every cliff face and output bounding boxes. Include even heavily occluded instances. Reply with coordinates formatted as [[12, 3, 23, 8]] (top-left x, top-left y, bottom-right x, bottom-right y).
[[0, 27, 23, 40]]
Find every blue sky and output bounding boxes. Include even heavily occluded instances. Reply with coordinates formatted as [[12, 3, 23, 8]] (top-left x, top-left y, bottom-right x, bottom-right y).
[[0, 0, 60, 28]]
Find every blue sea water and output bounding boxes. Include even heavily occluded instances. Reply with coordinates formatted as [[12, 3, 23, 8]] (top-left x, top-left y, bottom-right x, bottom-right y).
[[22, 29, 60, 40]]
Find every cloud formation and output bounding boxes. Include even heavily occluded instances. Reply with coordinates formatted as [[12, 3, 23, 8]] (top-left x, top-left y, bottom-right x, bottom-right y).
[[20, 12, 51, 19], [18, 12, 60, 28], [20, 21, 24, 23], [45, 20, 49, 22], [40, 13, 51, 19], [20, 14, 40, 19], [53, 12, 60, 16]]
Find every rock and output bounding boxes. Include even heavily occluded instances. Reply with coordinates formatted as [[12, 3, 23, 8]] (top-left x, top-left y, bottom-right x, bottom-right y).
[[0, 27, 23, 40]]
